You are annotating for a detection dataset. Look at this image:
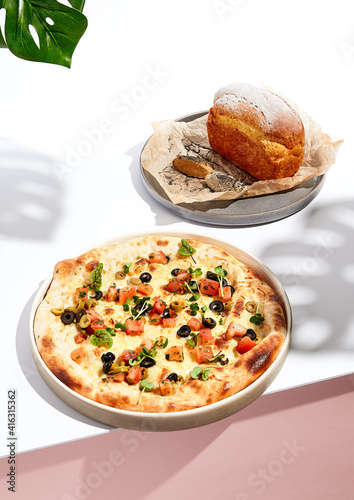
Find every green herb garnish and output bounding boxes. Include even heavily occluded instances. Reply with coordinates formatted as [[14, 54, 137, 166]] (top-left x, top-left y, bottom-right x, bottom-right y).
[[204, 352, 227, 364], [137, 379, 154, 404], [190, 366, 210, 381], [123, 262, 133, 274], [250, 313, 264, 325], [90, 329, 114, 349], [190, 302, 200, 316], [179, 239, 196, 263], [114, 322, 127, 332], [89, 263, 103, 291], [186, 331, 199, 348]]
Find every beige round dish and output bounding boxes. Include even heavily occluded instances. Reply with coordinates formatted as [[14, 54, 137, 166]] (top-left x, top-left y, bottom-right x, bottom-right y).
[[29, 231, 292, 431]]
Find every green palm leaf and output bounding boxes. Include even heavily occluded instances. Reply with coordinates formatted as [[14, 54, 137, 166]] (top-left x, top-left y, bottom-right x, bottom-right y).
[[1, 0, 87, 67]]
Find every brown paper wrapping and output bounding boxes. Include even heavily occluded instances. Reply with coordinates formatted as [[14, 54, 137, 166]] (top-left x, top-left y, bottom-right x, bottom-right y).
[[141, 107, 343, 206]]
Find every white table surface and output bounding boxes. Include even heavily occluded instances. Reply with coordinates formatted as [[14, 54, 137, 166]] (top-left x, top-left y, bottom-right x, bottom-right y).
[[1, 0, 353, 456]]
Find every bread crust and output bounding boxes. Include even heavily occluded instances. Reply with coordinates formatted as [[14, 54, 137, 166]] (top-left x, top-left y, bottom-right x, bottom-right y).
[[34, 236, 287, 413], [207, 83, 305, 180]]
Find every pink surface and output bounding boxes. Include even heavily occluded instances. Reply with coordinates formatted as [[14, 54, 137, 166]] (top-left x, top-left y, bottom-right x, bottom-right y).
[[1, 374, 354, 500]]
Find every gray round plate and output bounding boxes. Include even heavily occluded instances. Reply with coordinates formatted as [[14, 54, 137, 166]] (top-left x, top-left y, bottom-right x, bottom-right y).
[[140, 111, 325, 227]]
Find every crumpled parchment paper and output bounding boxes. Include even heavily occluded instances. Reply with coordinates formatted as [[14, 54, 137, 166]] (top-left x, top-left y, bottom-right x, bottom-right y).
[[141, 106, 343, 206]]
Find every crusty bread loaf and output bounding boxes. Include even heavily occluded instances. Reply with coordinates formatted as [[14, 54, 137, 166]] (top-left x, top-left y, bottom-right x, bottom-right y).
[[207, 83, 305, 180]]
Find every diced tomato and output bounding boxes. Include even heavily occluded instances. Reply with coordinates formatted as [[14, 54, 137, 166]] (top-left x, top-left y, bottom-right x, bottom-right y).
[[86, 318, 106, 335], [120, 349, 137, 365], [106, 283, 118, 302], [126, 365, 142, 385], [225, 322, 247, 340], [162, 317, 177, 328], [118, 286, 136, 305], [236, 336, 256, 354], [219, 285, 232, 303], [137, 283, 153, 296], [159, 379, 174, 396], [187, 317, 203, 331], [168, 308, 177, 318], [74, 332, 86, 344], [112, 373, 125, 383], [194, 345, 213, 363], [175, 270, 191, 282], [164, 279, 185, 294], [136, 338, 154, 354], [74, 286, 89, 302], [70, 346, 87, 365], [86, 308, 101, 322], [200, 278, 220, 296], [150, 298, 166, 315], [198, 328, 213, 345], [166, 345, 184, 362], [149, 313, 163, 325], [148, 250, 168, 264], [125, 318, 145, 335]]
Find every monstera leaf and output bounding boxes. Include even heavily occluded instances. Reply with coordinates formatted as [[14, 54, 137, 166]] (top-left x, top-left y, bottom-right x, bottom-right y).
[[0, 0, 87, 67]]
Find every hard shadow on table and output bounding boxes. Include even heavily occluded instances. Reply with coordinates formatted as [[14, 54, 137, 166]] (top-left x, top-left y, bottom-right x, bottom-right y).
[[259, 199, 354, 353], [0, 139, 63, 241], [126, 142, 194, 226], [16, 288, 113, 430]]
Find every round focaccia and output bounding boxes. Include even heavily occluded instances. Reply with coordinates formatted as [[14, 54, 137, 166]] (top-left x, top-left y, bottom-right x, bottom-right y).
[[33, 236, 287, 413]]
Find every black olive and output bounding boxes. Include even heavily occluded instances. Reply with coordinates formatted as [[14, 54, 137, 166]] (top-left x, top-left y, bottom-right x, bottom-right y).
[[101, 352, 115, 363], [132, 303, 148, 317], [206, 271, 228, 286], [140, 357, 156, 368], [165, 255, 171, 263], [243, 329, 257, 340], [102, 361, 113, 374], [220, 357, 229, 366], [167, 372, 178, 382], [60, 310, 75, 325], [202, 317, 217, 329], [171, 268, 181, 277], [161, 308, 170, 318], [91, 290, 103, 300], [176, 324, 191, 338], [209, 300, 224, 313], [188, 280, 197, 289], [75, 308, 87, 323], [139, 272, 152, 283]]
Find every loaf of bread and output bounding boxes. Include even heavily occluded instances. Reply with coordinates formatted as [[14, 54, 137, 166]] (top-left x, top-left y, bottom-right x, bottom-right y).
[[206, 83, 305, 180]]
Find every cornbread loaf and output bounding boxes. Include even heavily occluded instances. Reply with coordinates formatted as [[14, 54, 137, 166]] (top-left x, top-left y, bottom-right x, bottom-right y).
[[172, 155, 214, 178], [207, 83, 305, 180]]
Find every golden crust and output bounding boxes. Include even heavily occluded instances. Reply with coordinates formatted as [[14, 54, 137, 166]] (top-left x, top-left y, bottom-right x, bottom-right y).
[[34, 236, 287, 413], [207, 83, 305, 180]]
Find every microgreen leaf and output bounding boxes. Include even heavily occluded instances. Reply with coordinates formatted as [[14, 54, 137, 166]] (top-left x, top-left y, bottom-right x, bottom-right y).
[[140, 379, 153, 392], [114, 322, 127, 332], [123, 262, 132, 274], [190, 366, 210, 381], [250, 313, 264, 326], [186, 332, 199, 348], [190, 366, 202, 379], [190, 302, 200, 316], [204, 352, 226, 364], [178, 239, 196, 263], [89, 263, 103, 291], [90, 329, 113, 349]]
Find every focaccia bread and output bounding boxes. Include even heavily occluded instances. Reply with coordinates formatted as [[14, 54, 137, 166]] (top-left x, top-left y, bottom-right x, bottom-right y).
[[207, 83, 305, 180], [34, 236, 287, 413]]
